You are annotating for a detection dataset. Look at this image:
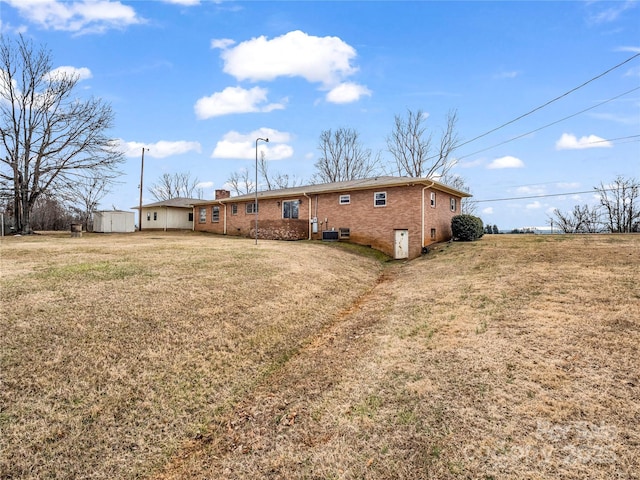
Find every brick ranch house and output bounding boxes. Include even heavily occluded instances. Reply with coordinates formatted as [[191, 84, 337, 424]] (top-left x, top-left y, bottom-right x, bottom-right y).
[[193, 176, 471, 260]]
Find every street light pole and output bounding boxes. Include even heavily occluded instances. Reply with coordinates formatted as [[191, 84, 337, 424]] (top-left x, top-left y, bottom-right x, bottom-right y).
[[255, 137, 269, 244], [139, 147, 148, 231]]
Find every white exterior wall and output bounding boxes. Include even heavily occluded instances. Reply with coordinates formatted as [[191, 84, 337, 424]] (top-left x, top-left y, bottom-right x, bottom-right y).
[[93, 211, 135, 233], [140, 207, 193, 230]]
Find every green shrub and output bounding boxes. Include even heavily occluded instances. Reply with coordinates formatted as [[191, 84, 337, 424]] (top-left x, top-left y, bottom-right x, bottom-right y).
[[452, 214, 484, 241]]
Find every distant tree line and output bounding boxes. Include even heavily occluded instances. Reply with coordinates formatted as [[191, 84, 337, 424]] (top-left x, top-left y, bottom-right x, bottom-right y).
[[548, 176, 640, 234]]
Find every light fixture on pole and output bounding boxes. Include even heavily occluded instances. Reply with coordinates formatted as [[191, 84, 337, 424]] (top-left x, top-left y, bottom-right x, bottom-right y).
[[255, 137, 269, 244], [138, 147, 149, 231]]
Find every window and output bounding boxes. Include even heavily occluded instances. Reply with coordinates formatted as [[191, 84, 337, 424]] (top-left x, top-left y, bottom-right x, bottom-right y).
[[339, 228, 350, 239], [339, 194, 351, 205], [212, 206, 220, 223], [188, 212, 193, 222], [146, 212, 150, 221], [153, 211, 158, 221], [430, 228, 436, 240], [374, 191, 387, 207], [283, 200, 299, 219], [199, 207, 206, 223], [450, 197, 456, 212], [231, 204, 238, 215], [430, 192, 436, 208], [246, 202, 258, 214]]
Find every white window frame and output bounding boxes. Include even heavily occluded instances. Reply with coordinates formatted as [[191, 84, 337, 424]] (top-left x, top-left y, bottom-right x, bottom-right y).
[[450, 197, 456, 212], [231, 204, 238, 215], [374, 191, 387, 207], [246, 202, 258, 214], [430, 192, 436, 208], [211, 206, 220, 223], [198, 207, 206, 223], [282, 200, 299, 219], [339, 194, 351, 205]]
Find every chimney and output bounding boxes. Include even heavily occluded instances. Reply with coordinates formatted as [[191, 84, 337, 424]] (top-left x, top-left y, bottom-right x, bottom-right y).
[[215, 189, 231, 200]]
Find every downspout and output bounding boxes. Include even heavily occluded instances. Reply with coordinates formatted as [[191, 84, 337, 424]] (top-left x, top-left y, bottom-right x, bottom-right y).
[[218, 201, 226, 234], [164, 207, 168, 232], [421, 181, 435, 250], [303, 192, 311, 240]]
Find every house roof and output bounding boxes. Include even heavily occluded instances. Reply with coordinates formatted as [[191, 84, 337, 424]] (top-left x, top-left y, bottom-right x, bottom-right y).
[[131, 197, 203, 210], [193, 176, 472, 205]]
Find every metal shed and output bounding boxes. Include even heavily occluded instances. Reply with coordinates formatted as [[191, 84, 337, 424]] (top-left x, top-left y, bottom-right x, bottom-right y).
[[93, 210, 135, 233]]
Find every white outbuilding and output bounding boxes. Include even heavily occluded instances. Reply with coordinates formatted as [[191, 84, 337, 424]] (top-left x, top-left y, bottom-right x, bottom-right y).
[[133, 197, 200, 231], [93, 210, 135, 233]]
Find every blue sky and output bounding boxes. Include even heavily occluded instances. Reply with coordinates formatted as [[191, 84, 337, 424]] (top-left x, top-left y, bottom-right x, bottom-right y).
[[1, 0, 639, 230]]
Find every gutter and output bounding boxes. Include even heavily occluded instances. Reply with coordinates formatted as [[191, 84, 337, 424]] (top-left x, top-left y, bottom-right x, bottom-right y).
[[218, 200, 226, 234], [421, 181, 435, 250], [303, 192, 311, 240]]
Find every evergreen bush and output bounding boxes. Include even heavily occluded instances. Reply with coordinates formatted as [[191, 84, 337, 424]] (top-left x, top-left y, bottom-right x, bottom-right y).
[[452, 214, 484, 241]]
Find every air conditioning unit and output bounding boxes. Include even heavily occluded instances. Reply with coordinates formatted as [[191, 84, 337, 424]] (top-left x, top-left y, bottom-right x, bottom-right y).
[[322, 230, 339, 241]]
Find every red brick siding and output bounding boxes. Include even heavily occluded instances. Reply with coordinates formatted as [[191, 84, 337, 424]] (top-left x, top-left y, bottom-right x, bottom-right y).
[[193, 185, 463, 259]]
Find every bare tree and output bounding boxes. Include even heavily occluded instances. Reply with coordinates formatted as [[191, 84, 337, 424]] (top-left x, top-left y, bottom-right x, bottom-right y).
[[548, 207, 582, 233], [548, 204, 603, 233], [29, 194, 74, 231], [148, 172, 200, 201], [313, 127, 381, 183], [387, 108, 460, 179], [258, 150, 304, 190], [442, 173, 476, 215], [0, 35, 123, 234], [257, 151, 273, 191], [596, 176, 639, 233], [60, 175, 112, 231], [226, 168, 253, 196]]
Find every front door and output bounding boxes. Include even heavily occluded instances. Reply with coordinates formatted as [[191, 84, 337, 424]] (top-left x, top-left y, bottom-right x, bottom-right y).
[[394, 229, 409, 259]]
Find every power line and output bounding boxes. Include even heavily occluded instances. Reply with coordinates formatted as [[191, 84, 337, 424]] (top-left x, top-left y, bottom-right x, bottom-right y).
[[457, 86, 640, 160], [456, 53, 640, 150], [474, 187, 622, 203]]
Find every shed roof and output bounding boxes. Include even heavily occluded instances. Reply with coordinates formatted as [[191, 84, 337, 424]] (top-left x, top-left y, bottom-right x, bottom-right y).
[[193, 176, 471, 205], [131, 197, 203, 210]]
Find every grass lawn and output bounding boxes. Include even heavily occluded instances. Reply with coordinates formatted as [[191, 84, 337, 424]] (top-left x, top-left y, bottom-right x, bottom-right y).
[[1, 232, 638, 479]]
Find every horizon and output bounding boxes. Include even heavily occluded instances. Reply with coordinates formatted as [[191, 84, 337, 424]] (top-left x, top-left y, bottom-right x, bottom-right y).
[[1, 0, 639, 231]]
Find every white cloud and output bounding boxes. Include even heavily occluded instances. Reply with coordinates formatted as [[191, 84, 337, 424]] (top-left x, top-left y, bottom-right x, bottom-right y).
[[624, 66, 640, 78], [325, 82, 371, 104], [615, 46, 640, 53], [556, 182, 581, 189], [526, 201, 542, 210], [211, 129, 294, 160], [487, 156, 525, 169], [194, 86, 285, 119], [5, 0, 143, 34], [555, 133, 612, 150], [45, 66, 92, 81], [196, 181, 214, 189], [588, 112, 639, 125], [587, 1, 637, 24], [211, 38, 235, 50], [515, 185, 546, 195], [219, 30, 359, 87], [494, 70, 521, 79], [121, 140, 201, 158], [162, 0, 200, 5], [482, 207, 494, 214], [458, 158, 485, 169]]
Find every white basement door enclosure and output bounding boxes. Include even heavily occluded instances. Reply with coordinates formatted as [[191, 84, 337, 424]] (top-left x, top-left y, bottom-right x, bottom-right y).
[[394, 229, 409, 259]]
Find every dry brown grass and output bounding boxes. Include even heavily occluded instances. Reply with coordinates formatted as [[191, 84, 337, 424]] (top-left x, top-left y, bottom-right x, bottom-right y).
[[1, 232, 639, 479], [0, 231, 383, 479]]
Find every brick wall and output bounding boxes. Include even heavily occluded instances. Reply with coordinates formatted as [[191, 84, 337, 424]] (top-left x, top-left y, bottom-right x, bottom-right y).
[[193, 185, 463, 259]]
